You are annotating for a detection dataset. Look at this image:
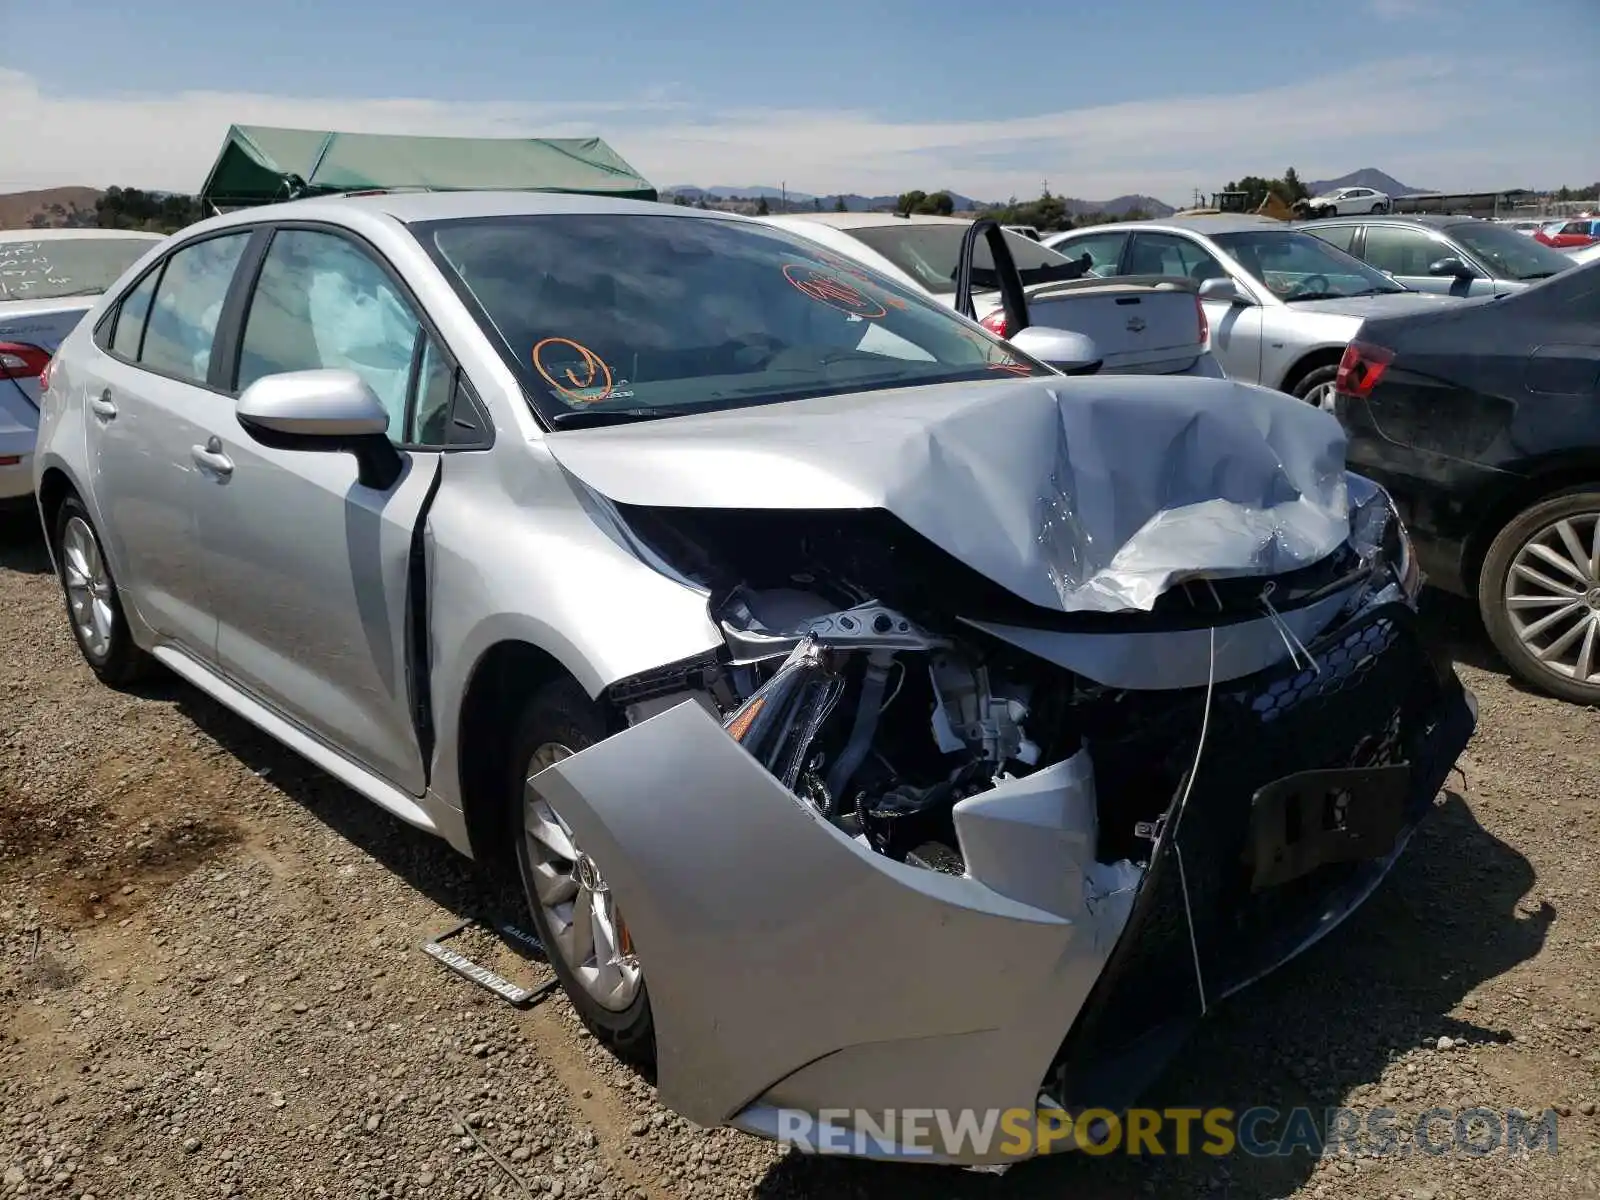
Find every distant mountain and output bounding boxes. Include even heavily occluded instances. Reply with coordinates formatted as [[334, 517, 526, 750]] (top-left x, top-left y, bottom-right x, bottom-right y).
[[0, 186, 101, 230], [1306, 169, 1428, 197], [1063, 194, 1175, 218], [664, 185, 1174, 217]]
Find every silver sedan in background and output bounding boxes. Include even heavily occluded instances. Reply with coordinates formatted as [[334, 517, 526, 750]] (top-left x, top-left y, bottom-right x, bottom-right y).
[[1044, 216, 1465, 409]]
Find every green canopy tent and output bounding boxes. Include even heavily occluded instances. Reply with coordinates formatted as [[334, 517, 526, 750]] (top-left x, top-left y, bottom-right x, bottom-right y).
[[198, 125, 658, 211]]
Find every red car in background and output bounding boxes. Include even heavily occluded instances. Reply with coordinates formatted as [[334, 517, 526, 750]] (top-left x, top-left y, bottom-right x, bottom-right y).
[[1533, 217, 1600, 249]]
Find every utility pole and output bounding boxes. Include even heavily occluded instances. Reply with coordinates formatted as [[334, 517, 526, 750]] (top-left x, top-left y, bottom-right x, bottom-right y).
[[781, 181, 787, 213]]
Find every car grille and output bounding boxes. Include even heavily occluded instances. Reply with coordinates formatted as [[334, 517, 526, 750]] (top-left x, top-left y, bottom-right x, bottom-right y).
[[1044, 600, 1474, 1109]]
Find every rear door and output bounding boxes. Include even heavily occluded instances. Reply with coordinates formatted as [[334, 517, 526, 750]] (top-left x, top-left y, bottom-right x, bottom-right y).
[[192, 222, 468, 794], [80, 229, 256, 657]]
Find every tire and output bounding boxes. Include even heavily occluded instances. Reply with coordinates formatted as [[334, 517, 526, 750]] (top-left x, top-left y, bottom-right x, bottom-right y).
[[1290, 364, 1340, 413], [1478, 489, 1600, 705], [508, 677, 655, 1065], [51, 494, 150, 687], [1370, 203, 1387, 214]]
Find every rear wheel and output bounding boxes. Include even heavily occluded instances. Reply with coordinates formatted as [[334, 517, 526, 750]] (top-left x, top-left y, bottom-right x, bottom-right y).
[[51, 495, 149, 686], [508, 678, 655, 1064], [1290, 364, 1340, 413], [1478, 490, 1600, 705]]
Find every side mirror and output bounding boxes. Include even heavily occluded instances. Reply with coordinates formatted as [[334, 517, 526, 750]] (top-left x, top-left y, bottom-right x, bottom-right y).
[[236, 369, 404, 491], [1198, 276, 1248, 305], [1428, 256, 1476, 279], [1006, 326, 1103, 375]]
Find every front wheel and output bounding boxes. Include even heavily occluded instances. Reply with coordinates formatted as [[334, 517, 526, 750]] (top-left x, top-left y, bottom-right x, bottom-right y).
[[1370, 203, 1388, 214], [1479, 490, 1600, 705], [1290, 364, 1340, 413], [508, 678, 656, 1065], [52, 494, 150, 686]]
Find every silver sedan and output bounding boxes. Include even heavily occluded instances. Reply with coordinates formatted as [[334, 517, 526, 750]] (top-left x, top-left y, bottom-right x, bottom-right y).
[[33, 192, 1473, 1165], [1044, 216, 1465, 409]]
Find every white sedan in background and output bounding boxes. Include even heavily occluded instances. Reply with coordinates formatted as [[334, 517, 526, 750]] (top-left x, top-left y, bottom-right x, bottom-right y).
[[1307, 186, 1391, 217], [2, 228, 166, 501], [1566, 241, 1600, 266]]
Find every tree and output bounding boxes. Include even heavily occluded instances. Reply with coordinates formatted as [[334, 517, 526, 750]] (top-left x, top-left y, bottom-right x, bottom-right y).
[[833, 195, 848, 213], [697, 196, 710, 209], [896, 190, 927, 216], [812, 197, 822, 212], [755, 196, 770, 216], [672, 194, 690, 206]]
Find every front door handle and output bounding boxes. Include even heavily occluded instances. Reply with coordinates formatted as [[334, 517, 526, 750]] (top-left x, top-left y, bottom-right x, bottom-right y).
[[190, 436, 234, 479], [89, 389, 117, 420]]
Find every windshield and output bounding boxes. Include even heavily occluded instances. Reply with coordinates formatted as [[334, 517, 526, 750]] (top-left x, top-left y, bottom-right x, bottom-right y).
[[0, 236, 157, 302], [419, 213, 1049, 427], [844, 223, 1090, 294], [1449, 222, 1576, 280], [1211, 230, 1406, 301]]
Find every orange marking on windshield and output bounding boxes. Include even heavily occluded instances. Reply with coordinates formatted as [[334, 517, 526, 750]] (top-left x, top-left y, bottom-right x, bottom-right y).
[[782, 263, 888, 319], [532, 337, 614, 403], [986, 362, 1033, 376]]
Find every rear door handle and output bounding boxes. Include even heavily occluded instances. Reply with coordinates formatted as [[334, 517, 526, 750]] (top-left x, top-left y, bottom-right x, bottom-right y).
[[190, 436, 234, 479], [89, 389, 117, 420]]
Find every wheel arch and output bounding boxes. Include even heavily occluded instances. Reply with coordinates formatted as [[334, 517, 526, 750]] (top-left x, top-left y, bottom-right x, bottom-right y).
[[1462, 461, 1600, 595], [455, 638, 590, 880], [1281, 345, 1346, 395], [36, 466, 75, 559]]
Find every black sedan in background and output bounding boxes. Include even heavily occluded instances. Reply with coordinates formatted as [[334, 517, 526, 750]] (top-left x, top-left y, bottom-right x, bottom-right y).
[[1335, 261, 1600, 704]]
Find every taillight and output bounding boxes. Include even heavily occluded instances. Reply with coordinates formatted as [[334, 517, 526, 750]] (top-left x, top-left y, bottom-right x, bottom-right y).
[[39, 355, 54, 393], [1195, 295, 1209, 346], [0, 341, 50, 382], [1335, 340, 1394, 400], [979, 311, 1009, 338]]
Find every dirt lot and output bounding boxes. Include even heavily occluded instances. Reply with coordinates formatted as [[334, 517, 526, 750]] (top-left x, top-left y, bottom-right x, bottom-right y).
[[2, 516, 1598, 1200]]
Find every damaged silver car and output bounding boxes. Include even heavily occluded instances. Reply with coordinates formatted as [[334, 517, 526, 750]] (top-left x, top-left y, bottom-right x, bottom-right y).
[[32, 193, 1475, 1166]]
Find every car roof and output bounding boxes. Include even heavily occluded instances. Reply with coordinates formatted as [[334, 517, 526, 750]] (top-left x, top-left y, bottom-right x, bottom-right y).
[[0, 228, 167, 243], [765, 212, 972, 229], [1292, 214, 1465, 231], [180, 190, 750, 234], [1056, 214, 1289, 237]]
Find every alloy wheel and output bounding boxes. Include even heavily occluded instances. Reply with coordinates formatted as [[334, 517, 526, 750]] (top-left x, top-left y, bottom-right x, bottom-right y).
[[61, 515, 115, 660], [522, 743, 642, 1011], [1504, 512, 1600, 687], [1303, 380, 1337, 412]]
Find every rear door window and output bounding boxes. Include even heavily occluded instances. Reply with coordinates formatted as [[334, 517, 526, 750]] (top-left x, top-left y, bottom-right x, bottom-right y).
[[1052, 231, 1129, 276], [1308, 224, 1358, 254], [110, 268, 161, 360], [138, 233, 251, 385]]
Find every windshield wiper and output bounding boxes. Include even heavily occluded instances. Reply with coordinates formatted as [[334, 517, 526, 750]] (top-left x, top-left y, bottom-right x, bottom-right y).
[[549, 407, 698, 429], [1521, 271, 1556, 280]]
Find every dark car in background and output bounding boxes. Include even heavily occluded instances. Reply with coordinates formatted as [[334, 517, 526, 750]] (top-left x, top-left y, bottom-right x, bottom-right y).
[[1300, 215, 1576, 298], [1334, 261, 1600, 704]]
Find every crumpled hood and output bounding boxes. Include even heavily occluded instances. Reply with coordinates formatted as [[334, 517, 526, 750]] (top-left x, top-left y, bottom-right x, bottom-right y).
[[546, 375, 1352, 614]]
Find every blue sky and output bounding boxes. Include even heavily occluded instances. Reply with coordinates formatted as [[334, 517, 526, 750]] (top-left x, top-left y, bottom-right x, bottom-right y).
[[3, 0, 1596, 202]]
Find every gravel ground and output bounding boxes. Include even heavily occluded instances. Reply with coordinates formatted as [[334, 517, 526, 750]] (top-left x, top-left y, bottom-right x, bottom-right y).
[[2, 516, 1597, 1200]]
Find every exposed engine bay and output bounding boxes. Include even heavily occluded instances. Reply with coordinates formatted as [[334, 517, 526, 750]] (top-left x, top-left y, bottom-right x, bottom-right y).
[[601, 472, 1418, 914]]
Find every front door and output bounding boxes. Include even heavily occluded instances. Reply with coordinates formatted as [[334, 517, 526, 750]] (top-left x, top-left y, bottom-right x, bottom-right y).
[[81, 230, 254, 659], [194, 225, 449, 794]]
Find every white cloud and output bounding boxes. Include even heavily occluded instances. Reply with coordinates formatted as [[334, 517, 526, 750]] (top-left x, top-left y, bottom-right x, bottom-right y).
[[0, 58, 1585, 205]]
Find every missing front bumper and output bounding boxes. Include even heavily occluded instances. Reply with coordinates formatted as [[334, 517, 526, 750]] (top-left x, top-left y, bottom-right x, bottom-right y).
[[1042, 600, 1476, 1115]]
